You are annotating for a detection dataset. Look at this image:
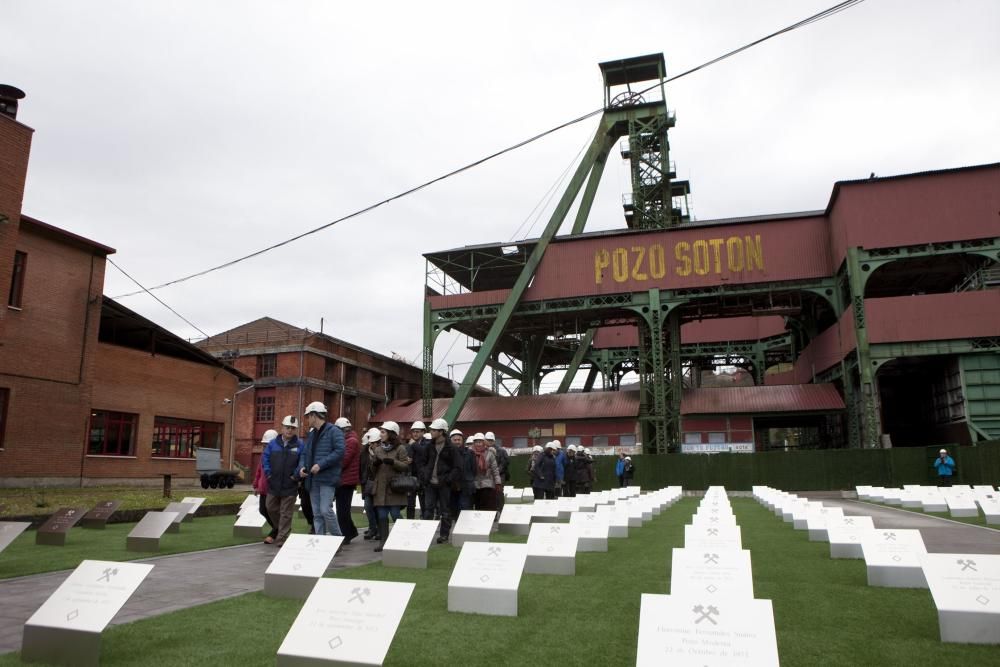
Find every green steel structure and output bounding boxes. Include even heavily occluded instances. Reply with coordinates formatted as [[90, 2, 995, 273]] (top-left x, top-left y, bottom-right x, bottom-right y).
[[421, 54, 1000, 452]]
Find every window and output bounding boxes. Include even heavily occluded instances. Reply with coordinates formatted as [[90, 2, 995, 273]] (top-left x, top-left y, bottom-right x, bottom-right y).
[[683, 432, 702, 444], [0, 388, 8, 449], [256, 354, 277, 377], [152, 417, 222, 458], [493, 437, 503, 448], [619, 434, 636, 447], [324, 391, 339, 414], [8, 251, 26, 308], [324, 358, 340, 382], [344, 365, 357, 388], [342, 395, 355, 424], [512, 437, 529, 448], [592, 435, 609, 447], [88, 411, 137, 456], [565, 436, 582, 447], [255, 395, 275, 423], [708, 432, 727, 444]]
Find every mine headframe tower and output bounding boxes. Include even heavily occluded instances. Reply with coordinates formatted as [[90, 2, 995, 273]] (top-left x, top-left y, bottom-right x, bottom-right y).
[[423, 54, 692, 453]]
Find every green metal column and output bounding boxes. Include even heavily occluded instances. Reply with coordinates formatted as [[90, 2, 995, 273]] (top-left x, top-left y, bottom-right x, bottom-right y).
[[557, 329, 596, 393], [422, 300, 437, 419], [637, 289, 676, 454], [846, 247, 881, 448]]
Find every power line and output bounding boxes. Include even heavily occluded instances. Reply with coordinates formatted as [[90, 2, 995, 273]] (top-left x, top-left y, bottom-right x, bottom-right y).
[[113, 0, 866, 299], [107, 258, 210, 339]]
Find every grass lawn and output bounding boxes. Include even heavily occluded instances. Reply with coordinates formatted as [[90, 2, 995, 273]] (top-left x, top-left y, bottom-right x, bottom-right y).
[[3, 497, 998, 665], [0, 486, 250, 517]]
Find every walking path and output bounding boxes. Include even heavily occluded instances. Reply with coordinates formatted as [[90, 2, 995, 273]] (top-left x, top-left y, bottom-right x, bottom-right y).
[[0, 537, 381, 655]]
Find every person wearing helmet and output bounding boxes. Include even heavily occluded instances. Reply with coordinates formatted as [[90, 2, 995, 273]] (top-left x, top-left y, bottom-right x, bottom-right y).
[[450, 429, 475, 520], [333, 417, 360, 544], [369, 421, 412, 553], [420, 418, 459, 543], [297, 402, 345, 537], [531, 442, 558, 499], [405, 421, 428, 520], [486, 431, 510, 511], [562, 444, 579, 498], [552, 439, 567, 498], [527, 445, 543, 492], [615, 452, 627, 488], [933, 448, 956, 487], [359, 427, 382, 540], [576, 445, 594, 493], [623, 455, 635, 486], [253, 429, 279, 544], [263, 416, 304, 546], [471, 433, 502, 511]]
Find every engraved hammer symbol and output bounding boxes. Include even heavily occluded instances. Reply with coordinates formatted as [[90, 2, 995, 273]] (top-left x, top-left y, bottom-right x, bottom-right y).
[[957, 559, 978, 572], [97, 568, 119, 582], [704, 553, 719, 565], [693, 605, 719, 625], [306, 538, 319, 548], [488, 546, 502, 557], [348, 587, 371, 604], [885, 532, 896, 541], [707, 528, 719, 536]]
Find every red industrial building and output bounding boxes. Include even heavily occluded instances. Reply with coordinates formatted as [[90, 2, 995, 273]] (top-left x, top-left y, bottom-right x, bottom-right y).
[[0, 89, 247, 486], [197, 318, 490, 473]]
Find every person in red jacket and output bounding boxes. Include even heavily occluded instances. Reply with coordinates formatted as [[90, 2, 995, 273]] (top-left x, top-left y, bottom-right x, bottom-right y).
[[334, 417, 361, 544]]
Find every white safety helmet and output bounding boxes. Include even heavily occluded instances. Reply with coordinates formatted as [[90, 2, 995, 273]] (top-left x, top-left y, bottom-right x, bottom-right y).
[[545, 442, 557, 450], [364, 427, 381, 444], [423, 433, 432, 440], [411, 421, 426, 430], [485, 431, 496, 441], [472, 432, 486, 442], [281, 415, 299, 428], [450, 429, 463, 437], [532, 445, 543, 453], [304, 401, 327, 416], [466, 436, 474, 445], [334, 417, 351, 428], [381, 421, 400, 435], [939, 449, 948, 454], [260, 429, 278, 444], [625, 456, 632, 461], [430, 418, 449, 431], [551, 439, 562, 449]]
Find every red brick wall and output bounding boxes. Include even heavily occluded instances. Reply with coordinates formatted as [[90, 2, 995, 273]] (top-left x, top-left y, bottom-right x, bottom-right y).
[[0, 115, 33, 341], [86, 343, 239, 480]]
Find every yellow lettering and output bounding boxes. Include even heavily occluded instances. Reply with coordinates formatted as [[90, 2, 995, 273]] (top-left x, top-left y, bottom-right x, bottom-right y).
[[594, 249, 609, 284], [649, 244, 666, 279], [745, 234, 764, 271], [630, 246, 648, 281], [692, 240, 710, 276], [708, 238, 724, 274], [674, 242, 692, 276], [612, 248, 628, 282], [726, 237, 744, 272]]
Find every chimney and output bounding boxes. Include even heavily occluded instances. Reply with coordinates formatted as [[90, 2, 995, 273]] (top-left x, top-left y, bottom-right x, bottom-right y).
[[0, 85, 26, 121]]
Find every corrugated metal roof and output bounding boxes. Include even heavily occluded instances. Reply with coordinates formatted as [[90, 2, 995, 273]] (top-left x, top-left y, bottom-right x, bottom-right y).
[[373, 390, 641, 424], [681, 384, 845, 415], [373, 383, 845, 425]]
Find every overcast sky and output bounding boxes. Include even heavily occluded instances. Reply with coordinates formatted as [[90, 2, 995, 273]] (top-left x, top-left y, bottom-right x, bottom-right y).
[[5, 0, 999, 392]]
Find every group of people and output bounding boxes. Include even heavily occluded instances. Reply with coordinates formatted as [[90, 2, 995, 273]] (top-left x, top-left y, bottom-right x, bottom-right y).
[[251, 407, 513, 550], [526, 441, 597, 499]]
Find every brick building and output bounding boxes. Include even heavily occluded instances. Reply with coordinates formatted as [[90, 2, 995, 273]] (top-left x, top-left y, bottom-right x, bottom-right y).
[[0, 90, 247, 486], [198, 317, 489, 472]]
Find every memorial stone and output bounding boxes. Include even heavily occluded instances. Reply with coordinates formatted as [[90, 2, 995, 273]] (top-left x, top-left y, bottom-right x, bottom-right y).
[[22, 560, 154, 666], [265, 534, 344, 598], [276, 578, 415, 666], [81, 501, 121, 529], [670, 548, 754, 599], [179, 496, 206, 520], [636, 594, 779, 666], [381, 519, 439, 569], [525, 523, 578, 575], [685, 524, 742, 550], [0, 521, 31, 553], [569, 510, 610, 552], [498, 504, 534, 536], [36, 507, 88, 546], [448, 542, 528, 616], [862, 529, 928, 588], [234, 509, 269, 538], [922, 553, 1000, 644], [163, 502, 196, 533], [451, 510, 495, 548], [127, 511, 181, 552]]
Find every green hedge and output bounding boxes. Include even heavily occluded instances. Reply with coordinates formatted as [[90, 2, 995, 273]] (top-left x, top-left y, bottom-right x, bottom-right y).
[[508, 441, 1000, 492]]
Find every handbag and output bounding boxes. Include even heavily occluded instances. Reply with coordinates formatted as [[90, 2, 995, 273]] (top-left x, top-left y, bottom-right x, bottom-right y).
[[390, 474, 419, 494]]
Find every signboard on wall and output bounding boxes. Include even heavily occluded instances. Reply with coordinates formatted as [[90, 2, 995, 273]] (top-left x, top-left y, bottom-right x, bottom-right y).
[[680, 442, 754, 454]]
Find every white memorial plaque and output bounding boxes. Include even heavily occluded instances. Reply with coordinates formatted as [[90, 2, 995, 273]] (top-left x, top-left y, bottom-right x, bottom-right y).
[[575, 494, 597, 512], [237, 494, 259, 515], [805, 508, 845, 542], [498, 504, 534, 536], [126, 511, 180, 552], [22, 560, 154, 666], [504, 487, 523, 504], [978, 499, 1000, 526], [382, 519, 439, 569], [636, 593, 779, 666], [670, 548, 754, 599], [520, 488, 535, 503], [525, 523, 578, 575], [862, 529, 928, 588], [0, 521, 30, 553], [691, 512, 738, 527], [163, 502, 196, 533], [448, 542, 528, 616], [922, 553, 1000, 644], [946, 496, 979, 518], [827, 516, 877, 559], [451, 510, 495, 547], [179, 496, 206, 520], [569, 511, 610, 552], [685, 524, 742, 549], [530, 499, 561, 523], [265, 534, 344, 598], [276, 578, 415, 666], [596, 505, 630, 538], [234, 508, 268, 537]]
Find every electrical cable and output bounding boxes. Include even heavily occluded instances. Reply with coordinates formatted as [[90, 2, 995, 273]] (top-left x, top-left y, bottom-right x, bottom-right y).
[[107, 258, 209, 338], [112, 0, 865, 299]]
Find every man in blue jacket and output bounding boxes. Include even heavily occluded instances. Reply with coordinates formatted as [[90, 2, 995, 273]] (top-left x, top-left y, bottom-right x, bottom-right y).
[[263, 415, 303, 546], [933, 448, 956, 487], [298, 401, 345, 536]]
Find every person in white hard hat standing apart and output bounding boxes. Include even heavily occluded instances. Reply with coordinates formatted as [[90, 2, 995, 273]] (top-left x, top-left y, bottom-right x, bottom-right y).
[[471, 432, 502, 511], [298, 402, 345, 537], [253, 429, 279, 544], [405, 421, 427, 519], [263, 416, 304, 546], [334, 417, 360, 544], [369, 421, 411, 552], [359, 428, 382, 540], [420, 419, 459, 543], [933, 448, 956, 487]]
